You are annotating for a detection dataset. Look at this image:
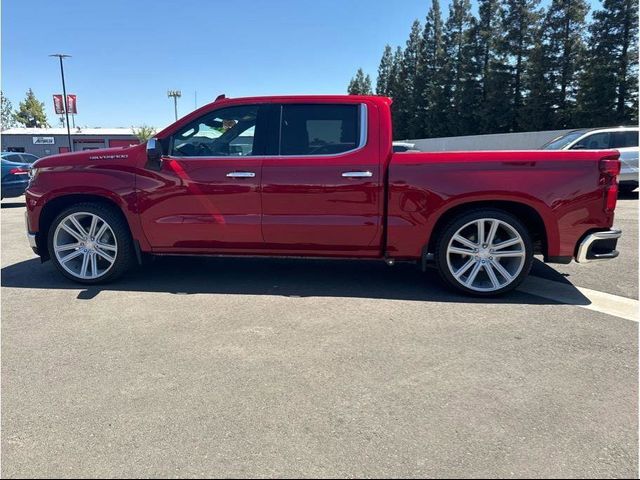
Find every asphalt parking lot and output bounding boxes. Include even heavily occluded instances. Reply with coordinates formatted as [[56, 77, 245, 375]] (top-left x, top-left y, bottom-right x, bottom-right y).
[[1, 195, 638, 478]]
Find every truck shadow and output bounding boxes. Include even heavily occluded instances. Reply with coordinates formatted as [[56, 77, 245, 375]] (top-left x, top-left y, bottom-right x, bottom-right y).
[[1, 256, 589, 305]]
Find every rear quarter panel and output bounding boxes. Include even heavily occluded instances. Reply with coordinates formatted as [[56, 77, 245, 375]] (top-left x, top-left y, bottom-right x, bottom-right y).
[[387, 150, 618, 259]]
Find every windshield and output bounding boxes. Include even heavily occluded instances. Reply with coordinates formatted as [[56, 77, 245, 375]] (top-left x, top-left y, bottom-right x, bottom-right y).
[[542, 131, 586, 150]]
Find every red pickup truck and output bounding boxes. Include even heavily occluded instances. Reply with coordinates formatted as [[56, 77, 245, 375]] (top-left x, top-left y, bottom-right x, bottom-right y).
[[25, 95, 622, 295]]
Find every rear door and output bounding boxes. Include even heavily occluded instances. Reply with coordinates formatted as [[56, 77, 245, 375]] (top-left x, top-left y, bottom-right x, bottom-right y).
[[260, 101, 383, 256]]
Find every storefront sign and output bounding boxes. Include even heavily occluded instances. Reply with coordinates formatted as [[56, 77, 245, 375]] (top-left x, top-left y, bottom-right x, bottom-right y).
[[33, 137, 55, 144]]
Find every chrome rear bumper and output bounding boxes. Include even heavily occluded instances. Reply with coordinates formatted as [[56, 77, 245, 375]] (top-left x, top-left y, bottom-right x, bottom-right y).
[[575, 229, 622, 263]]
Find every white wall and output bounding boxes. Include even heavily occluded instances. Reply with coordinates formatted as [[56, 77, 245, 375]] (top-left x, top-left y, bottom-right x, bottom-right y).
[[403, 129, 577, 151]]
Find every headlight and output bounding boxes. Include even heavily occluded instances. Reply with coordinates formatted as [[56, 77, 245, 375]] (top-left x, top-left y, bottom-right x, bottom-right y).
[[28, 168, 39, 181]]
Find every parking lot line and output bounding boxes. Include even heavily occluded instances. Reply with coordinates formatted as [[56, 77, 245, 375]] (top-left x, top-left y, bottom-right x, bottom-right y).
[[519, 276, 639, 322]]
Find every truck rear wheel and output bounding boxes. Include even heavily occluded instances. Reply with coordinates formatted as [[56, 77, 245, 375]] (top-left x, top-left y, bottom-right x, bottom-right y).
[[48, 202, 134, 284], [435, 209, 533, 296]]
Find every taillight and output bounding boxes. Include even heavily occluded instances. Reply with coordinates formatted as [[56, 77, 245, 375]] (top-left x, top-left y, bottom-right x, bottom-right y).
[[599, 155, 621, 213], [9, 167, 29, 175]]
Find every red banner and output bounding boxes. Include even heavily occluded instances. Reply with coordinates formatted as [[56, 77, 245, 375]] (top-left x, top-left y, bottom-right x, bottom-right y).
[[53, 94, 64, 114], [53, 94, 78, 114], [66, 94, 77, 114]]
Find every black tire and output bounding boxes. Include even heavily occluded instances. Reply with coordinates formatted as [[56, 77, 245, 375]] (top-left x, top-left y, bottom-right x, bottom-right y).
[[47, 202, 134, 284], [434, 208, 534, 296]]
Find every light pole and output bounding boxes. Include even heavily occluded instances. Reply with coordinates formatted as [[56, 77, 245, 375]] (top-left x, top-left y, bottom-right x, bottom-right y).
[[167, 90, 181, 121], [49, 54, 73, 152]]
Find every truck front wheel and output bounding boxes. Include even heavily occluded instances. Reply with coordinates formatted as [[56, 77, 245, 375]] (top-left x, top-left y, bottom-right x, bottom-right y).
[[48, 202, 134, 284], [435, 209, 533, 296]]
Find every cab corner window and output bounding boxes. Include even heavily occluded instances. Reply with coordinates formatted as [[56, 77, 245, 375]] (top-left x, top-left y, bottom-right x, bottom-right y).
[[171, 105, 259, 157], [279, 104, 360, 156]]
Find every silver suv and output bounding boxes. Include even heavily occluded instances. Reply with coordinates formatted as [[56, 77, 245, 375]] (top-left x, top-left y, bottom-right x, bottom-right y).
[[543, 126, 639, 193]]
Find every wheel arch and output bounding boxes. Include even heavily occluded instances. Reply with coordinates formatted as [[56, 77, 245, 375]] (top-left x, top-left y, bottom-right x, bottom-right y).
[[37, 193, 134, 261], [425, 200, 549, 260]]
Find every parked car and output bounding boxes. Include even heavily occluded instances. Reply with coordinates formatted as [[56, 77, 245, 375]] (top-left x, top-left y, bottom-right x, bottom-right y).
[[1, 152, 38, 199], [542, 126, 638, 193], [25, 95, 622, 295]]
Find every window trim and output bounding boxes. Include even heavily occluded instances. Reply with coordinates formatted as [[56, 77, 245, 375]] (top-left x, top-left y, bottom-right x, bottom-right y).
[[165, 102, 369, 159], [275, 103, 368, 158], [167, 104, 263, 159]]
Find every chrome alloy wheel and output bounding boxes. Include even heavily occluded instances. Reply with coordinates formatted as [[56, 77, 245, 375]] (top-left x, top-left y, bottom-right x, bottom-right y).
[[445, 218, 526, 292], [53, 212, 118, 280]]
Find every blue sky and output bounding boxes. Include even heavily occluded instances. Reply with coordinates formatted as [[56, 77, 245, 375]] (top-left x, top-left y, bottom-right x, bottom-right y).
[[2, 0, 600, 129]]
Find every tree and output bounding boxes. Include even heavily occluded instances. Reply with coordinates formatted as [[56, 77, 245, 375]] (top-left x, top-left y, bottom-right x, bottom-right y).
[[417, 0, 446, 137], [399, 19, 424, 138], [132, 125, 156, 143], [13, 89, 49, 128], [521, 26, 557, 130], [476, 0, 512, 133], [376, 45, 394, 96], [502, 0, 542, 131], [576, 0, 638, 126], [388, 46, 406, 138], [1, 91, 16, 130], [544, 0, 589, 127], [442, 0, 480, 136], [347, 68, 373, 95]]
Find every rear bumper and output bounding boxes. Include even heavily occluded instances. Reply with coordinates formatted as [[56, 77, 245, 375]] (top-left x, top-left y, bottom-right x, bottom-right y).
[[575, 229, 622, 263]]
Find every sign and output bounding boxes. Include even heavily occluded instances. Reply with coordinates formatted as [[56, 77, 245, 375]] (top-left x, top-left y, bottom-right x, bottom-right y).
[[53, 94, 78, 114], [66, 94, 77, 114], [33, 137, 55, 145], [53, 95, 64, 114]]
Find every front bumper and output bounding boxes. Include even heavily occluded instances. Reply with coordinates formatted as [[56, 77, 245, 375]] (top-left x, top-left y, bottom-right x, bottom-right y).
[[24, 211, 38, 254], [575, 229, 622, 263]]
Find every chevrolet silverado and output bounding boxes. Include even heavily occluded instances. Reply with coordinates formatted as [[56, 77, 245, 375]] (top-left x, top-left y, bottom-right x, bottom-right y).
[[25, 95, 622, 295]]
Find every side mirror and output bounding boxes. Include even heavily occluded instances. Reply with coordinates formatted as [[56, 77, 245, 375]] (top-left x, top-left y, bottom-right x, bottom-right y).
[[146, 138, 164, 170]]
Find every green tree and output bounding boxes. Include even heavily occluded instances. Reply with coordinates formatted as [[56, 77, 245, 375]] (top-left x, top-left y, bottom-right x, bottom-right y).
[[442, 0, 480, 136], [347, 68, 373, 95], [399, 19, 424, 138], [521, 26, 557, 130], [576, 0, 638, 126], [376, 45, 394, 96], [502, 0, 542, 131], [544, 0, 589, 127], [388, 46, 406, 138], [417, 0, 446, 137], [13, 89, 49, 128], [132, 125, 156, 143], [1, 91, 16, 130], [477, 0, 512, 133]]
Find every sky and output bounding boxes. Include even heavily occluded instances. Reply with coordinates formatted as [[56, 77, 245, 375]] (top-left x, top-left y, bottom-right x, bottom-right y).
[[2, 0, 601, 130]]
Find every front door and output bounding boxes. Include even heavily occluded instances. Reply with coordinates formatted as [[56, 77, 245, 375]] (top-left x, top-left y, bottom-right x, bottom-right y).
[[260, 102, 383, 256], [137, 104, 267, 252]]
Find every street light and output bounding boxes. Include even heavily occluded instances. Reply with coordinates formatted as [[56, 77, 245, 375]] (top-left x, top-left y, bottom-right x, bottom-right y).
[[167, 90, 182, 121], [49, 53, 73, 152]]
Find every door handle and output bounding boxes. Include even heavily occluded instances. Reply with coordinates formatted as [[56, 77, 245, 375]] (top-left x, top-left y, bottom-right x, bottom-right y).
[[226, 171, 256, 178], [342, 171, 373, 178]]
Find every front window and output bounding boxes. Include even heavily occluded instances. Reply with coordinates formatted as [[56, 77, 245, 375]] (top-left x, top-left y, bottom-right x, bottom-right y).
[[542, 131, 585, 150], [171, 105, 258, 157], [279, 104, 361, 156]]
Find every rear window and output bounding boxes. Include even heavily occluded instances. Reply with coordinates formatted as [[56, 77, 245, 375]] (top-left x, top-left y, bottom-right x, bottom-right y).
[[279, 104, 360, 156], [611, 131, 639, 148]]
